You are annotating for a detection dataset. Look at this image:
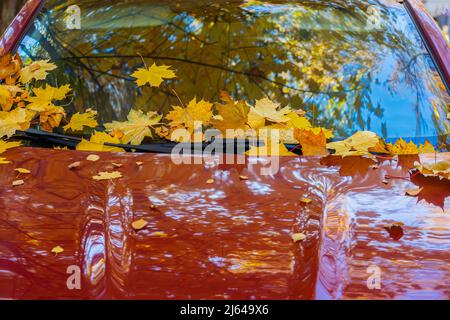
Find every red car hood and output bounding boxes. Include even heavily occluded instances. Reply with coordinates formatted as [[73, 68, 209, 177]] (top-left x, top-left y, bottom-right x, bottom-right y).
[[0, 147, 449, 299]]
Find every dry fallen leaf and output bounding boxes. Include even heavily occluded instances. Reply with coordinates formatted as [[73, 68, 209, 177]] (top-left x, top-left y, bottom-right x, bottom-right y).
[[20, 60, 57, 83], [327, 131, 379, 157], [131, 63, 176, 87], [387, 139, 419, 155], [131, 218, 148, 230], [384, 222, 404, 240], [92, 171, 122, 181], [12, 179, 24, 186], [0, 157, 11, 164], [300, 198, 312, 204], [414, 160, 450, 180], [68, 161, 81, 169], [291, 233, 306, 242], [86, 154, 100, 162], [212, 91, 250, 134], [405, 187, 423, 197], [14, 168, 30, 174], [151, 231, 168, 238], [77, 131, 124, 152], [166, 97, 214, 136], [0, 139, 21, 154], [64, 109, 98, 132], [51, 245, 64, 255], [104, 109, 162, 145]]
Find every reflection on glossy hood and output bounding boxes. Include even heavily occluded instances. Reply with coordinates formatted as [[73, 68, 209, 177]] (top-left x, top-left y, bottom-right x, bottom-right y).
[[0, 147, 449, 299]]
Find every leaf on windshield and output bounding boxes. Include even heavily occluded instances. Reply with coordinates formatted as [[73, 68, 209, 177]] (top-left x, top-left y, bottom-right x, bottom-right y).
[[104, 109, 162, 145], [295, 128, 329, 156], [131, 63, 176, 87], [64, 109, 98, 132], [77, 131, 125, 152], [26, 85, 71, 111], [418, 140, 435, 154], [247, 140, 296, 156], [0, 54, 22, 84], [20, 60, 57, 83], [212, 91, 250, 135], [248, 98, 291, 129], [327, 131, 379, 157], [387, 139, 418, 155], [166, 97, 213, 137], [0, 108, 34, 138]]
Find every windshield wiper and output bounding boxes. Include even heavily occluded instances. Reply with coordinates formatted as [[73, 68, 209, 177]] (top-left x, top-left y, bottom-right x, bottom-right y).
[[14, 129, 175, 153], [13, 129, 260, 154]]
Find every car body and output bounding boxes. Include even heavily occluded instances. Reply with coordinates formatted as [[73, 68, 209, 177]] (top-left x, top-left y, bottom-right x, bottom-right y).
[[0, 0, 449, 300]]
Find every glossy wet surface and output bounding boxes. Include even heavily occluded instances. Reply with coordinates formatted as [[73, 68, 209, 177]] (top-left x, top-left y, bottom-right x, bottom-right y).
[[0, 148, 449, 299]]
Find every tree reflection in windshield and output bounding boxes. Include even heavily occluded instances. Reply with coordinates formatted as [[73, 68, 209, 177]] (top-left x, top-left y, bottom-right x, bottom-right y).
[[17, 0, 450, 148]]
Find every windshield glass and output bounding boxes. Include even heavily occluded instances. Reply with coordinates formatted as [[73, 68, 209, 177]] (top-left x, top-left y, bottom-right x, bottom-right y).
[[16, 0, 450, 147]]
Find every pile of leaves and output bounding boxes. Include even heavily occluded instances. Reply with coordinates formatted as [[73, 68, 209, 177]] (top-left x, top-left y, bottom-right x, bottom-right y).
[[0, 54, 445, 161]]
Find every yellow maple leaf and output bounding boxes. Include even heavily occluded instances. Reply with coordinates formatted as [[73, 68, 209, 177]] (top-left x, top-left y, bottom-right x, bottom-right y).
[[418, 140, 435, 154], [92, 171, 123, 181], [76, 131, 125, 152], [166, 97, 213, 134], [326, 131, 379, 157], [286, 112, 312, 130], [20, 60, 57, 83], [104, 109, 162, 145], [257, 124, 297, 144], [131, 63, 176, 87], [387, 139, 419, 155], [0, 53, 22, 83], [38, 105, 66, 132], [0, 157, 11, 164], [26, 84, 71, 111], [51, 245, 64, 255], [0, 84, 24, 111], [247, 98, 291, 129], [246, 140, 296, 156], [415, 160, 450, 180], [0, 139, 21, 154], [131, 218, 148, 230], [0, 108, 34, 138], [212, 91, 250, 135], [64, 109, 98, 132], [295, 128, 329, 156]]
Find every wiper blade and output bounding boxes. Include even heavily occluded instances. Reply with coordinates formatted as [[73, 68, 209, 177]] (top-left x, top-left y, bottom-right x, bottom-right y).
[[13, 129, 259, 154], [14, 129, 175, 153]]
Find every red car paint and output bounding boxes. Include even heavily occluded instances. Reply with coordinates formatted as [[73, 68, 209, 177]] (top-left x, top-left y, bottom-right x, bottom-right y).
[[405, 0, 450, 88], [0, 1, 450, 300], [0, 0, 42, 55], [0, 148, 449, 299]]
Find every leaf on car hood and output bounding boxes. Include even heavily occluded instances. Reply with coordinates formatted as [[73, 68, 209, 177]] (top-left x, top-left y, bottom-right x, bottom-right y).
[[92, 171, 122, 181]]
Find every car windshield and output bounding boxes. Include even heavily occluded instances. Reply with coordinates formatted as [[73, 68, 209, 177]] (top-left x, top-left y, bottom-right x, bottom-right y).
[[16, 0, 450, 148]]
